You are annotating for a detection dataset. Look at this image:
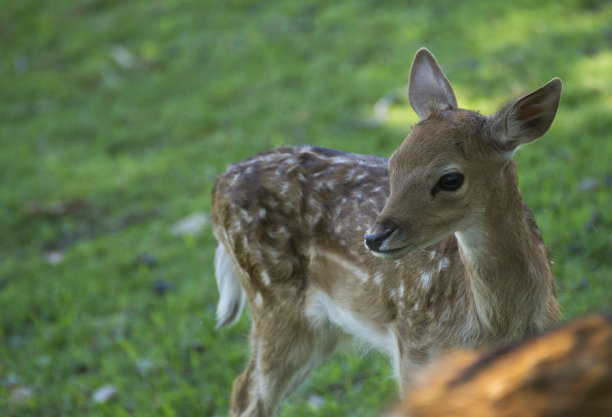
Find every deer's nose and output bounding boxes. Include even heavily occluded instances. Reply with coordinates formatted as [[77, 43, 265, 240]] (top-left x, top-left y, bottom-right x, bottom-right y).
[[364, 228, 394, 251]]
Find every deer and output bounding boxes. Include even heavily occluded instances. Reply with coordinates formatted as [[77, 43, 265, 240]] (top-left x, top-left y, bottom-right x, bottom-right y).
[[210, 48, 562, 417], [392, 313, 612, 417]]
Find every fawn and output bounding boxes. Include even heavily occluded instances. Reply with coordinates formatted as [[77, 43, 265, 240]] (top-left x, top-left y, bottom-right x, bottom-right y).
[[393, 313, 612, 417], [211, 48, 562, 416]]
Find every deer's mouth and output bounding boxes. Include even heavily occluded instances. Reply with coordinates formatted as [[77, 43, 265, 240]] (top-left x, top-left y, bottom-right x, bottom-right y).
[[368, 245, 412, 260]]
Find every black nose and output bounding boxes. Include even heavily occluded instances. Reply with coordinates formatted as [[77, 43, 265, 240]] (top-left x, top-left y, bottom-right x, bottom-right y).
[[364, 228, 394, 251]]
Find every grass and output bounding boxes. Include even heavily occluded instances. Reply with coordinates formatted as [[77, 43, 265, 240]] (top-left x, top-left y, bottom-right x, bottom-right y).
[[2, 0, 611, 415]]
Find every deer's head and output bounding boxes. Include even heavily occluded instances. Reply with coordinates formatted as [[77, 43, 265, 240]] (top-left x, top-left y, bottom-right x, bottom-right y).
[[364, 48, 562, 259]]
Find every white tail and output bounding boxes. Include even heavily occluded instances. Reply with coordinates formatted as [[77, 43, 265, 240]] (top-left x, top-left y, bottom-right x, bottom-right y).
[[214, 243, 246, 328], [210, 48, 562, 417]]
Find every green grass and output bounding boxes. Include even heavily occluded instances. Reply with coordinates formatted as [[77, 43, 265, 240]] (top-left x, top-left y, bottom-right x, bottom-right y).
[[2, 0, 611, 415]]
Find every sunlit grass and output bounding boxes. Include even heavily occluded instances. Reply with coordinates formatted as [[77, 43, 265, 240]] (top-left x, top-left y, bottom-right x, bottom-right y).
[[2, 0, 611, 416]]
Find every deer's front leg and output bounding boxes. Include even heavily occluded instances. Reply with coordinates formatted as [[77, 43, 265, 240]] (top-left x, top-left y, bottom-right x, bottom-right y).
[[392, 330, 434, 395]]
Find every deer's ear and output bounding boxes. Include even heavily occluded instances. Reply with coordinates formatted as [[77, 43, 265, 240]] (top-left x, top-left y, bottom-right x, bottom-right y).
[[408, 48, 458, 120], [490, 78, 562, 152]]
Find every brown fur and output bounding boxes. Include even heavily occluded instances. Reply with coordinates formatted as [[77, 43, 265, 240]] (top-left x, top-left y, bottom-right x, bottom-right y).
[[393, 313, 612, 417], [211, 48, 562, 416]]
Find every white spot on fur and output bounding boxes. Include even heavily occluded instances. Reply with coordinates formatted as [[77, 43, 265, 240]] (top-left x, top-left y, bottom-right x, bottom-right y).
[[261, 270, 271, 286], [255, 152, 281, 165], [280, 182, 290, 195], [267, 228, 284, 240], [254, 292, 264, 309], [269, 248, 284, 261], [438, 257, 450, 272], [263, 197, 277, 210], [429, 250, 437, 260], [230, 172, 242, 186], [330, 156, 353, 165], [356, 215, 371, 228], [308, 246, 317, 263], [373, 273, 384, 287], [398, 282, 405, 298], [239, 208, 253, 223], [420, 268, 434, 290]]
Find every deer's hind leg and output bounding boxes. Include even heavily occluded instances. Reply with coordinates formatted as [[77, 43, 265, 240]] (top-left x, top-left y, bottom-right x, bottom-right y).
[[230, 315, 338, 417], [225, 251, 339, 417], [229, 283, 339, 417]]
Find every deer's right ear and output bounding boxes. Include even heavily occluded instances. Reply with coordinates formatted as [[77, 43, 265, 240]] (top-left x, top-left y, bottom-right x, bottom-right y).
[[408, 48, 458, 120], [490, 78, 562, 152]]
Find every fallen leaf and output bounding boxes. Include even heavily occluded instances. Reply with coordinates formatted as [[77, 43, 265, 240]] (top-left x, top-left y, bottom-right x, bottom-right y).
[[111, 45, 135, 69], [578, 178, 598, 192], [308, 394, 325, 410], [136, 359, 155, 377], [92, 385, 117, 404], [10, 386, 33, 406], [170, 213, 209, 236], [373, 91, 401, 124], [46, 251, 64, 265]]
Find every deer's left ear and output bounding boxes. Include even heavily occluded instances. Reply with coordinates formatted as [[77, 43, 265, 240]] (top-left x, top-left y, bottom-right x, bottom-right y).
[[408, 48, 458, 120], [490, 78, 562, 152]]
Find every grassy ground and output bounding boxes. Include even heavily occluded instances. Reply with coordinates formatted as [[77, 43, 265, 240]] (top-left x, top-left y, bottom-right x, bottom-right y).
[[2, 0, 611, 415]]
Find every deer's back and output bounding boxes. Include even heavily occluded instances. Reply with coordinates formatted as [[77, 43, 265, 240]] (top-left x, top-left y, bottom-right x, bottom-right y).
[[211, 145, 389, 285]]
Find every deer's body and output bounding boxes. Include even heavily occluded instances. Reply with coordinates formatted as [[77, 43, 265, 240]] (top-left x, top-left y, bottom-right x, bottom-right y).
[[211, 49, 562, 417]]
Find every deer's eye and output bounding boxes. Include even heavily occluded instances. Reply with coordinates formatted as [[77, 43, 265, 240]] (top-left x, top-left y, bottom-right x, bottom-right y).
[[438, 173, 464, 191]]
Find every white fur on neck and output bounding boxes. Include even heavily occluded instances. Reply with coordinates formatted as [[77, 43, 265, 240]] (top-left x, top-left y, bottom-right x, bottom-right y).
[[455, 221, 551, 340], [455, 224, 497, 334]]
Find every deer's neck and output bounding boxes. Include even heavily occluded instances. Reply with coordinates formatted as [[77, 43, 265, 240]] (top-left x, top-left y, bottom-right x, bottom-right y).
[[454, 165, 555, 341]]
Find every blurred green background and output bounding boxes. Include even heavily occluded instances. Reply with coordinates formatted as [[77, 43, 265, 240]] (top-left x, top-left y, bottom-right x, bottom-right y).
[[2, 0, 611, 415]]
